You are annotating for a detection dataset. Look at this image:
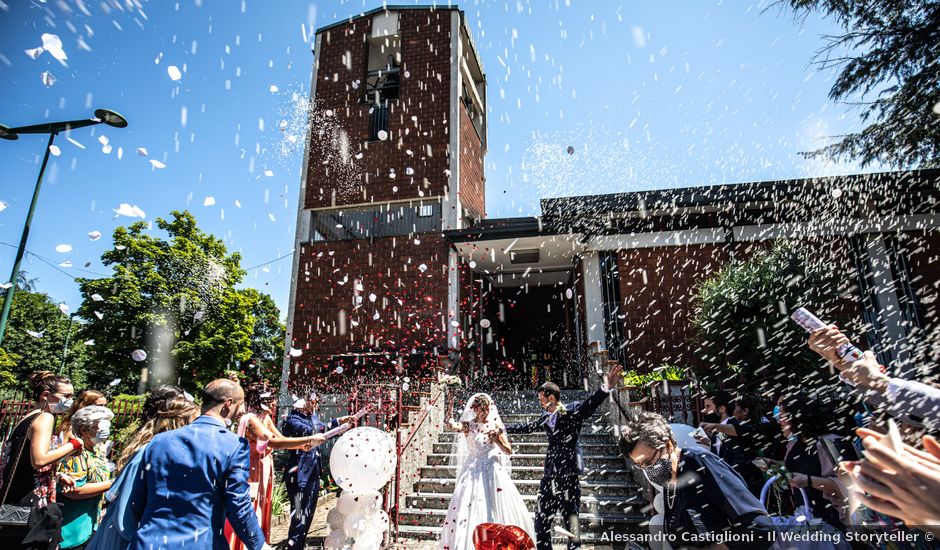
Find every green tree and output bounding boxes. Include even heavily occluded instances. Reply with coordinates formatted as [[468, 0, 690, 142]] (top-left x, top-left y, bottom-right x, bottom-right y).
[[690, 242, 847, 393], [0, 285, 88, 394], [76, 211, 266, 392], [779, 0, 940, 167], [238, 288, 285, 387]]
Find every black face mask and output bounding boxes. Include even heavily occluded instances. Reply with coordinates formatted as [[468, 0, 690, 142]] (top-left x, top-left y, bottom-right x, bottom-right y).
[[701, 413, 720, 424], [643, 452, 673, 487]]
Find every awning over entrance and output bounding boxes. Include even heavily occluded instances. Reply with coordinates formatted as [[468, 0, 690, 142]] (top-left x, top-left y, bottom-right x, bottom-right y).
[[447, 219, 585, 287]]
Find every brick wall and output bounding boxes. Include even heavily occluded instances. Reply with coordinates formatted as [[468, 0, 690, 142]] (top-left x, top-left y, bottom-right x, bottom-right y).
[[288, 233, 450, 382], [615, 239, 863, 372], [458, 103, 485, 219], [617, 243, 733, 370], [305, 10, 455, 209]]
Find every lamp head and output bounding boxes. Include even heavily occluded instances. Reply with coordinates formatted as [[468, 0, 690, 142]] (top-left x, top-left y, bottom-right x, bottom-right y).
[[94, 109, 128, 128], [0, 124, 18, 140]]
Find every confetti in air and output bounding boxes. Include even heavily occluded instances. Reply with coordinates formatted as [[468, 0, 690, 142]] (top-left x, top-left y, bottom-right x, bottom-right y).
[[167, 65, 182, 81], [113, 203, 146, 218], [40, 71, 56, 87]]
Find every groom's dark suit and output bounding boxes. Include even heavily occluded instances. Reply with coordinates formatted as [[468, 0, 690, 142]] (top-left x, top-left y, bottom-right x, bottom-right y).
[[504, 387, 610, 550]]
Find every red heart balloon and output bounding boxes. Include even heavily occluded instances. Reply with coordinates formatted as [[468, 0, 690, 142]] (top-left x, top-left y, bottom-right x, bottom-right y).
[[472, 523, 535, 550]]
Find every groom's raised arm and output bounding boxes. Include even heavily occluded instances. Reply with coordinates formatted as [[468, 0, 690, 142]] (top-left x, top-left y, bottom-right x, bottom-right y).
[[570, 364, 621, 424], [569, 387, 611, 424], [503, 416, 545, 434]]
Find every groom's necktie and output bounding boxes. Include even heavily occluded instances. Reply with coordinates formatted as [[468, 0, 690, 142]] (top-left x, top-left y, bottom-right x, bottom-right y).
[[547, 410, 559, 430]]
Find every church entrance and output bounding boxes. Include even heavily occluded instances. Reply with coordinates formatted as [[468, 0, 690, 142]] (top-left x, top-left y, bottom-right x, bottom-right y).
[[470, 279, 582, 391]]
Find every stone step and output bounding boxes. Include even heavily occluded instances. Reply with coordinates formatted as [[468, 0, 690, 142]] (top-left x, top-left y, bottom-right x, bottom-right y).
[[436, 431, 614, 444], [431, 441, 619, 455], [406, 493, 645, 514], [425, 453, 627, 468], [397, 507, 648, 529], [419, 465, 633, 481], [414, 478, 637, 497]]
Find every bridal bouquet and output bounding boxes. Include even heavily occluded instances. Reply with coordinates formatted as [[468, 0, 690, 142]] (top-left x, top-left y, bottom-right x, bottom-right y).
[[440, 374, 463, 387]]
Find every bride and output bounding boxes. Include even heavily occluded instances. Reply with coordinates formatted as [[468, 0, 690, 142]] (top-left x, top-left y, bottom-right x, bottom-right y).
[[439, 393, 535, 550]]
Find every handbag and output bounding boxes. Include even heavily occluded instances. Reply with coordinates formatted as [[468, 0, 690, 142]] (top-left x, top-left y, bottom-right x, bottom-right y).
[[0, 411, 41, 527]]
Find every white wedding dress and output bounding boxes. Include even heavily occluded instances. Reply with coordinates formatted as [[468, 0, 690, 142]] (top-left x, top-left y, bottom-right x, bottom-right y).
[[439, 395, 535, 550]]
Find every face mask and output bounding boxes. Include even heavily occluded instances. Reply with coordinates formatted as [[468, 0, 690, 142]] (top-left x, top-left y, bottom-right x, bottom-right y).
[[93, 428, 110, 444], [643, 453, 673, 487], [772, 406, 781, 420], [50, 397, 73, 414]]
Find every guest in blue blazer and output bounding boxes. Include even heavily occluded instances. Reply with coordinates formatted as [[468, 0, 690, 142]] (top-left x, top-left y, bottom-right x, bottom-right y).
[[503, 365, 622, 550], [129, 379, 268, 550], [282, 392, 355, 549]]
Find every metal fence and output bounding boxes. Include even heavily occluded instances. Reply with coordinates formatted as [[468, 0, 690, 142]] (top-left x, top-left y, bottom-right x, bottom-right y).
[[0, 399, 144, 447]]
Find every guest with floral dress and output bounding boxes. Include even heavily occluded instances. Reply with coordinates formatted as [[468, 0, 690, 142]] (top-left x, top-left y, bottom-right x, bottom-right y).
[[57, 406, 114, 550]]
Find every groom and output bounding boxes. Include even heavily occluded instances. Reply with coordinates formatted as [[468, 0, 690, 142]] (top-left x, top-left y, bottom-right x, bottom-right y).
[[503, 364, 623, 550]]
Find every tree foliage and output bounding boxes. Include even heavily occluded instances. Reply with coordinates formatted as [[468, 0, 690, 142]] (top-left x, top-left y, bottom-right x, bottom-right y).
[[690, 242, 846, 392], [780, 0, 940, 167], [0, 284, 88, 394], [76, 211, 281, 393], [240, 288, 286, 387]]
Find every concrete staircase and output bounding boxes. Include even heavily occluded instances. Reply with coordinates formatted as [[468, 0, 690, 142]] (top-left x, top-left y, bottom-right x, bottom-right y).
[[396, 390, 648, 546]]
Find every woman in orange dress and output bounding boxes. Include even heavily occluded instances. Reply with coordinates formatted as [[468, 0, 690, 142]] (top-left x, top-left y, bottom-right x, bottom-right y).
[[225, 382, 325, 550]]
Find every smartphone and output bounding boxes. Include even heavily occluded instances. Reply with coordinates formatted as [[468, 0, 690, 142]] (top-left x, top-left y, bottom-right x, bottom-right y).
[[819, 437, 860, 468], [791, 307, 865, 362]]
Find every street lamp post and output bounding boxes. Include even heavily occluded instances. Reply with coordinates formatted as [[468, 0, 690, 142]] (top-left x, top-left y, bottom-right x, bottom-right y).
[[0, 109, 128, 346]]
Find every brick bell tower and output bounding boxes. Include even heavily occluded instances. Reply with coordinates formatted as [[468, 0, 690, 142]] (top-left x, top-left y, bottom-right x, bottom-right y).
[[280, 6, 486, 392]]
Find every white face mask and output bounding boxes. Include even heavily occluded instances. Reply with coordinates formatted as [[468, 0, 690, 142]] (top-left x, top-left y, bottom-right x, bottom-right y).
[[93, 428, 110, 444], [50, 396, 73, 414]]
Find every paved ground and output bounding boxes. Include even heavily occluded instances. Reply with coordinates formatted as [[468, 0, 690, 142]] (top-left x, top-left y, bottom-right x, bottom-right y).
[[268, 493, 613, 549], [269, 493, 336, 548]]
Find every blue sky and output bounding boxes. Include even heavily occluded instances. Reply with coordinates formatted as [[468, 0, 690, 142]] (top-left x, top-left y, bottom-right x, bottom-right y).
[[0, 0, 869, 317]]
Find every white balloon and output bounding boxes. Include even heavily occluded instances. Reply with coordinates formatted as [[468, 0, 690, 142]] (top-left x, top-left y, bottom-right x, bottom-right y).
[[343, 512, 371, 538], [352, 531, 382, 550], [336, 492, 359, 516], [352, 490, 383, 513], [326, 507, 345, 531], [330, 427, 397, 493], [324, 530, 346, 550], [369, 509, 390, 532], [669, 423, 709, 451]]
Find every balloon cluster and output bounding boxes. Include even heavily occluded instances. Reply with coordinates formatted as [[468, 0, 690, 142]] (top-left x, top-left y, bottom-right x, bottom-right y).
[[324, 427, 397, 550]]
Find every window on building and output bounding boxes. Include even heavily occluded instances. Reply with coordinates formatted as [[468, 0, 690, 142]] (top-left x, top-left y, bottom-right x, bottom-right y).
[[364, 13, 401, 107], [310, 201, 440, 242]]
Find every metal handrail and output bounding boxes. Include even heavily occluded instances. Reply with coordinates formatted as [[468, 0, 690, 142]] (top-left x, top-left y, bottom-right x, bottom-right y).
[[392, 388, 444, 541], [399, 389, 444, 453]]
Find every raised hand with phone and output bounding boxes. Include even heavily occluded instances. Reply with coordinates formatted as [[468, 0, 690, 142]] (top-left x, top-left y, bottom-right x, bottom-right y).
[[796, 306, 940, 429]]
